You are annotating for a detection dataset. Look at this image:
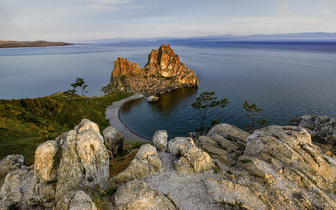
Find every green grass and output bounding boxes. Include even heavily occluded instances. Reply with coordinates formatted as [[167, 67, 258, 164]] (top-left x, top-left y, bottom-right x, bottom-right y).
[[124, 140, 152, 149], [240, 159, 253, 163], [0, 91, 133, 164]]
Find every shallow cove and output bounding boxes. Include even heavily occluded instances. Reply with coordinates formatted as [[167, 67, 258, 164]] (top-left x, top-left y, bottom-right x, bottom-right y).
[[120, 87, 198, 140]]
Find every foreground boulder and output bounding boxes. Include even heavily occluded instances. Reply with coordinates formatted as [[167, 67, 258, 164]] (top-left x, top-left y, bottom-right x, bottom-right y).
[[195, 123, 249, 168], [103, 126, 124, 157], [0, 155, 25, 188], [0, 119, 110, 209], [153, 130, 168, 152], [0, 167, 36, 209], [114, 180, 177, 210], [113, 144, 161, 183], [57, 190, 97, 210], [289, 115, 336, 155], [168, 137, 214, 173], [104, 44, 199, 94]]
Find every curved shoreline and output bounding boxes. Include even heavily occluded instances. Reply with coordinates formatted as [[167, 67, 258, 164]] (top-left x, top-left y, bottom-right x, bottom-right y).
[[105, 93, 151, 142]]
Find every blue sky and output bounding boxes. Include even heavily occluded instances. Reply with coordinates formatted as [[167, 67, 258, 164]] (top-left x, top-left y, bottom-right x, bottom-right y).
[[0, 0, 335, 42]]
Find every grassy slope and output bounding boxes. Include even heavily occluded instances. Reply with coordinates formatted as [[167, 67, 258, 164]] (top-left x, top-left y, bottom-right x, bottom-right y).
[[0, 91, 133, 164]]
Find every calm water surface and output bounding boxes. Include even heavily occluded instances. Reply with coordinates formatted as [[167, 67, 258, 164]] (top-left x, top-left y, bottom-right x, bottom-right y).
[[1, 43, 336, 139]]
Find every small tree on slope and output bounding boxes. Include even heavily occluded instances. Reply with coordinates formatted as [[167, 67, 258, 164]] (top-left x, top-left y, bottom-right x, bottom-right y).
[[243, 100, 268, 133], [192, 91, 228, 135]]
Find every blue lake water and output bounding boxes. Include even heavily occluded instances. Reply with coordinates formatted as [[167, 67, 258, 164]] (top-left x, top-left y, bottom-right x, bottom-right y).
[[1, 42, 336, 140]]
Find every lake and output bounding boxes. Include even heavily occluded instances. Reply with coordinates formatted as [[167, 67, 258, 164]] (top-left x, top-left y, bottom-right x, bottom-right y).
[[1, 42, 336, 139]]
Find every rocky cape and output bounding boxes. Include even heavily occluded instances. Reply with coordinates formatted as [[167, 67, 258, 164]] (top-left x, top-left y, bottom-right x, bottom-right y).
[[1, 115, 336, 209], [103, 44, 199, 95]]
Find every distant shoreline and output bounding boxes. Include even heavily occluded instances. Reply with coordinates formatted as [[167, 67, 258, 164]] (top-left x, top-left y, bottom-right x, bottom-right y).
[[0, 40, 74, 48]]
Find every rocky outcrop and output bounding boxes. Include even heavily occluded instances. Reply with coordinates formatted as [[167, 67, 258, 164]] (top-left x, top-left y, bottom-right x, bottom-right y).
[[104, 44, 199, 94], [198, 124, 336, 209], [103, 126, 124, 158], [197, 123, 249, 168], [0, 155, 25, 188], [289, 115, 336, 155], [114, 180, 177, 210], [113, 144, 162, 183], [168, 137, 214, 173], [56, 190, 97, 210], [2, 120, 336, 209], [0, 119, 110, 209], [153, 130, 168, 152]]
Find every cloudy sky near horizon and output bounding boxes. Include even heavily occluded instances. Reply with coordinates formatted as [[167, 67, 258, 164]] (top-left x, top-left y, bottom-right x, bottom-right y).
[[1, 0, 335, 42]]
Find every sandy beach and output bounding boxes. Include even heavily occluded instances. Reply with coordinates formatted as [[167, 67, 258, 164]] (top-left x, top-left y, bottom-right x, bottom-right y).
[[105, 93, 151, 142]]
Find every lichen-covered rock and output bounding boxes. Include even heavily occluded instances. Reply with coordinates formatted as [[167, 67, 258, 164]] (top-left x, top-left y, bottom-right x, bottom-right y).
[[168, 137, 214, 173], [289, 115, 336, 155], [114, 180, 177, 210], [56, 190, 97, 210], [153, 130, 168, 152], [207, 123, 250, 144], [206, 178, 268, 210], [103, 126, 124, 157], [113, 144, 161, 183], [245, 126, 336, 184], [239, 125, 336, 209], [0, 167, 38, 208], [55, 119, 109, 202], [104, 44, 199, 94], [0, 155, 25, 188], [34, 140, 59, 181]]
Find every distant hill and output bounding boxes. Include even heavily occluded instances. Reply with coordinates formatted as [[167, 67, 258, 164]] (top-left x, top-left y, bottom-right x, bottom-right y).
[[0, 40, 73, 48], [87, 32, 336, 44]]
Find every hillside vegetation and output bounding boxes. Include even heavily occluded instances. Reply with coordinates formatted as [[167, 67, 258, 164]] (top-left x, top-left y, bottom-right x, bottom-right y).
[[0, 91, 132, 164]]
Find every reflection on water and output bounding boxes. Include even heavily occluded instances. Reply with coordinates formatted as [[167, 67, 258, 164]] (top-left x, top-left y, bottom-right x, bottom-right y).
[[119, 87, 199, 139], [150, 87, 197, 115], [121, 98, 144, 114]]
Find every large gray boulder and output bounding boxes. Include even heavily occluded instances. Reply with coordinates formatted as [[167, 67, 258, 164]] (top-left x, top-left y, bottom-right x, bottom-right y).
[[114, 180, 177, 210], [289, 115, 336, 154], [0, 167, 37, 209], [168, 137, 214, 173], [0, 155, 25, 188], [0, 119, 110, 209], [153, 130, 168, 152], [56, 190, 97, 210], [207, 123, 250, 144], [103, 126, 124, 157], [113, 144, 161, 183], [54, 119, 109, 202]]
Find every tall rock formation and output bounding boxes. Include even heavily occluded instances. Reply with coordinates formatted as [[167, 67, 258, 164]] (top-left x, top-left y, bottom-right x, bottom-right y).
[[104, 44, 199, 94]]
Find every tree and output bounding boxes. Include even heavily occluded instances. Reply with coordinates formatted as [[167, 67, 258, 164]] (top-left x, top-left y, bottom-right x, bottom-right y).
[[71, 77, 86, 96], [243, 100, 269, 133], [192, 92, 228, 135]]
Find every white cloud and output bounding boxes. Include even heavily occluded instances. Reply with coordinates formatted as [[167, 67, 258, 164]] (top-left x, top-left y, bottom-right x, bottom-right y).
[[277, 3, 297, 17]]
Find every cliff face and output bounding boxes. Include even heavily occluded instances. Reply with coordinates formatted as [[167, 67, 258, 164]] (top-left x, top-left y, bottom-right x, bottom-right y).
[[106, 44, 199, 94]]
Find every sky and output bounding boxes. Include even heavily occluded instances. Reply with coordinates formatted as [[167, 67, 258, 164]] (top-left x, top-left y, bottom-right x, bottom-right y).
[[1, 0, 336, 42]]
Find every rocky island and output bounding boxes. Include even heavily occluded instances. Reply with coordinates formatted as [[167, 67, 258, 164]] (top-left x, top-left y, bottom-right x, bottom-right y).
[[103, 44, 199, 95], [1, 115, 336, 209]]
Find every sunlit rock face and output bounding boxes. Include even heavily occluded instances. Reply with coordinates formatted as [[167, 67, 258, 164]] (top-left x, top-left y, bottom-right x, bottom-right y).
[[105, 44, 199, 94]]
